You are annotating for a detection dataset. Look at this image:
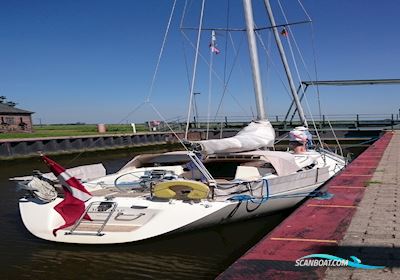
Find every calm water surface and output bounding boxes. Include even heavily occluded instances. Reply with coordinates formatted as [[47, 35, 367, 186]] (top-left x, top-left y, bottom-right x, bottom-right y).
[[0, 149, 289, 280]]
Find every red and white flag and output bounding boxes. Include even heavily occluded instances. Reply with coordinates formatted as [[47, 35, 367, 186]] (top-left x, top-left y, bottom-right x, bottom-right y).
[[41, 155, 92, 236], [209, 30, 220, 54], [210, 45, 220, 54]]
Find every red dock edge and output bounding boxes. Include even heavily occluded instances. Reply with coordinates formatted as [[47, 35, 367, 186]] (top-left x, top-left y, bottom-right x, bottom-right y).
[[218, 132, 393, 280]]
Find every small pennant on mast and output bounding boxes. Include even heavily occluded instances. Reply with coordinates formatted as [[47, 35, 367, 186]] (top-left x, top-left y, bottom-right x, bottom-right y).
[[280, 27, 288, 37], [209, 30, 220, 54]]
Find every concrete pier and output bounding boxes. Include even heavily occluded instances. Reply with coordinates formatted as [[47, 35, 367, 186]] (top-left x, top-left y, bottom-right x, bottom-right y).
[[218, 131, 398, 279], [324, 131, 400, 279]]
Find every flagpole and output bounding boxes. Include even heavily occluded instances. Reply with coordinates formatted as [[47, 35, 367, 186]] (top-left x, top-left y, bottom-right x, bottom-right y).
[[206, 30, 216, 140]]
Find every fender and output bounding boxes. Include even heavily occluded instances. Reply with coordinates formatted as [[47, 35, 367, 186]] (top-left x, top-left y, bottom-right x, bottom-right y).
[[153, 180, 209, 200]]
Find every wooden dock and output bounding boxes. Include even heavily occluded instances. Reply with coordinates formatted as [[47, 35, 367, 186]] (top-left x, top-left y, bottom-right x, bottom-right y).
[[218, 131, 399, 279]]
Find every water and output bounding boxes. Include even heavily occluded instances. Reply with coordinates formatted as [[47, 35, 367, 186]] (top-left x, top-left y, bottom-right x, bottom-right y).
[[0, 150, 288, 280]]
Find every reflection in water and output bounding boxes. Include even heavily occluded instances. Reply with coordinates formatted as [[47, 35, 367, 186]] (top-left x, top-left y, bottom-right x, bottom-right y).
[[11, 215, 284, 279], [0, 146, 366, 279]]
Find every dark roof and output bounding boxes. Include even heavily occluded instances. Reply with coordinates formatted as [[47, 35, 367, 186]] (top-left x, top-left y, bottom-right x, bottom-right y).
[[0, 103, 34, 114]]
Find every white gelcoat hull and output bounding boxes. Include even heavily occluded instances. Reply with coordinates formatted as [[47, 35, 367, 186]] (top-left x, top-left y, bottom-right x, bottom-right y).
[[19, 182, 324, 244], [18, 149, 346, 244]]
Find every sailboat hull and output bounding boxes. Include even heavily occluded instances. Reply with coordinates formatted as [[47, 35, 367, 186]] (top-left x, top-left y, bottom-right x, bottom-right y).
[[19, 172, 329, 244]]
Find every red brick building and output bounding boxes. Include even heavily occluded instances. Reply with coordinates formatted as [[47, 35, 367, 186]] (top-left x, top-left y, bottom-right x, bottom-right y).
[[0, 102, 34, 133]]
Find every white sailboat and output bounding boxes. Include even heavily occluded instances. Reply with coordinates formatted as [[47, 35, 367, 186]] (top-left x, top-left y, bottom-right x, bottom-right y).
[[14, 0, 346, 244]]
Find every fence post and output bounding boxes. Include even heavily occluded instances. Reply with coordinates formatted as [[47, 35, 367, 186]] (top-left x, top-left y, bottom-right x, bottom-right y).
[[355, 114, 359, 128], [392, 114, 394, 130]]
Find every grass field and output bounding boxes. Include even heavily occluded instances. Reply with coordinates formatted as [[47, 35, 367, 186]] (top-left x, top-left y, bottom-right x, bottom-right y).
[[0, 124, 148, 139]]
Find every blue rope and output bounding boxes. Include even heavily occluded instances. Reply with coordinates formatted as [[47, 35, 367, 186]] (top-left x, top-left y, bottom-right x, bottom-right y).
[[229, 179, 270, 203], [228, 186, 332, 204], [249, 178, 270, 204]]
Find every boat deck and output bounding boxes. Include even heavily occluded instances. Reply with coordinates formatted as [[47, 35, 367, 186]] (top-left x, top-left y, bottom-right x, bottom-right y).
[[218, 131, 399, 279], [90, 188, 148, 197]]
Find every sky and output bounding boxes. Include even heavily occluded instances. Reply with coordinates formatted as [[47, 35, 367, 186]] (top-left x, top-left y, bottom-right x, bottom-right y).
[[0, 0, 399, 124]]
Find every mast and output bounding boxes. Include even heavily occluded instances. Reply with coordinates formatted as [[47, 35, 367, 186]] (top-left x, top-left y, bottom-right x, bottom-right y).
[[263, 0, 308, 127], [242, 0, 267, 120]]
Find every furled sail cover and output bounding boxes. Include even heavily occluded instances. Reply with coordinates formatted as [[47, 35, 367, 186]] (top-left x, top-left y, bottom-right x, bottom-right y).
[[195, 120, 275, 154]]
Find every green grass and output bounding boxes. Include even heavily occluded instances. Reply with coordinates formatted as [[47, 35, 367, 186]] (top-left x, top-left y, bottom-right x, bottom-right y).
[[0, 124, 148, 139]]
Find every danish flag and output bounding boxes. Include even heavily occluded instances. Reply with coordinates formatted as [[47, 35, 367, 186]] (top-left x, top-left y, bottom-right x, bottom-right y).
[[209, 30, 220, 54], [41, 155, 92, 236]]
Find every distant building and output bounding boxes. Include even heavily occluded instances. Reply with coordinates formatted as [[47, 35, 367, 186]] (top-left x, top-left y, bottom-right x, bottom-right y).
[[0, 100, 34, 133]]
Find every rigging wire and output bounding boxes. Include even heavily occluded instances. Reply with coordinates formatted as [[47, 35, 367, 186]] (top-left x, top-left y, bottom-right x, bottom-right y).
[[206, 32, 214, 140], [180, 0, 193, 90], [217, 0, 230, 125], [254, 29, 293, 101], [286, 33, 323, 147], [264, 28, 272, 104], [276, 0, 323, 148], [278, 0, 323, 121], [310, 22, 323, 122], [68, 0, 178, 165], [295, 0, 322, 121], [180, 30, 249, 117], [148, 103, 189, 151], [326, 117, 344, 157], [179, 0, 193, 29], [180, 2, 198, 121], [213, 0, 251, 123], [184, 0, 206, 139], [145, 0, 177, 102], [223, 0, 231, 87], [297, 0, 312, 21], [213, 32, 247, 120]]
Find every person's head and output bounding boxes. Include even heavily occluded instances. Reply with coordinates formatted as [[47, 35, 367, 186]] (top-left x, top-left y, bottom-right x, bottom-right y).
[[289, 141, 306, 153]]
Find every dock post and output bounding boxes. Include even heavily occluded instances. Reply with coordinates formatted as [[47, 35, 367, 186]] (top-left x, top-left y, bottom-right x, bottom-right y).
[[355, 114, 359, 128], [391, 114, 394, 130]]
